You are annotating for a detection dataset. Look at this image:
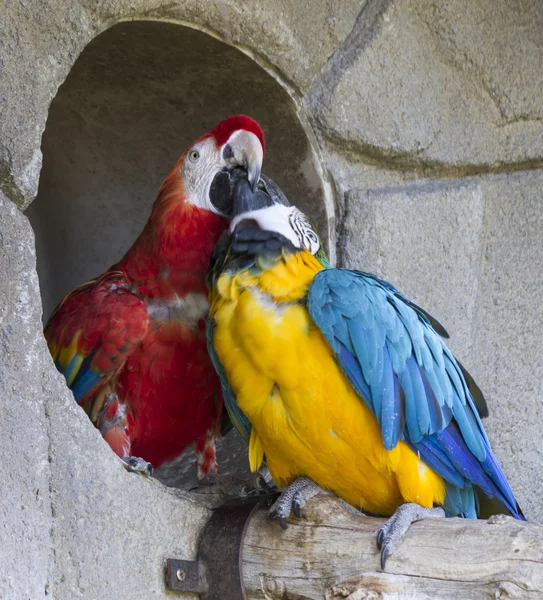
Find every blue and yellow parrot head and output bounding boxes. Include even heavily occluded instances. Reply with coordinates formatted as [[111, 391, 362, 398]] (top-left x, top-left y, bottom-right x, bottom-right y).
[[224, 174, 327, 264]]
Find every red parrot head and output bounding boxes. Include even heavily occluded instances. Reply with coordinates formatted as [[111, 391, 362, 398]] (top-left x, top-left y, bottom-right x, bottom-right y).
[[158, 115, 265, 220], [122, 115, 266, 292]]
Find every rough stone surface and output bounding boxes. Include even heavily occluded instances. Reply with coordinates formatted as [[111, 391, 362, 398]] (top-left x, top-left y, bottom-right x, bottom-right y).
[[0, 192, 210, 599], [47, 391, 210, 599], [0, 1, 95, 208], [471, 169, 543, 521], [0, 192, 53, 599], [1, 0, 360, 209], [414, 0, 543, 124], [342, 179, 485, 356], [306, 0, 543, 171], [341, 168, 543, 520], [26, 21, 329, 317]]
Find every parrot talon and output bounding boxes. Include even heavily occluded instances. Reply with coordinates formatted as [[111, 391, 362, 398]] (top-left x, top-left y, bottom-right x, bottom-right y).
[[121, 456, 154, 477], [377, 503, 445, 570], [380, 542, 391, 570], [268, 476, 324, 528]]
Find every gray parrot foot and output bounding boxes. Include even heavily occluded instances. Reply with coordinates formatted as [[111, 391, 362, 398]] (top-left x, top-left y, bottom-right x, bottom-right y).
[[268, 476, 324, 529], [377, 502, 445, 570], [121, 456, 154, 477]]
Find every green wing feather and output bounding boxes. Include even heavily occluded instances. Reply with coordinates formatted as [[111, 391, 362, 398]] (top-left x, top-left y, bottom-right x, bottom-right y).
[[205, 318, 252, 443]]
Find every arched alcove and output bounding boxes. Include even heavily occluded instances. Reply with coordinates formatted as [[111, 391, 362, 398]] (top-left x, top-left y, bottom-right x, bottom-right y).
[[27, 20, 328, 319]]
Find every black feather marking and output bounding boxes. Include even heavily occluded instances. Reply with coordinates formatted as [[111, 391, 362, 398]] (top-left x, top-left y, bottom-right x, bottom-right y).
[[258, 174, 291, 207], [233, 179, 275, 214], [457, 359, 489, 419]]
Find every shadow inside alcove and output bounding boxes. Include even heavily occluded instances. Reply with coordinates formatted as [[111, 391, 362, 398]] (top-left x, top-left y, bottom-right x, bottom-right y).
[[25, 19, 328, 489]]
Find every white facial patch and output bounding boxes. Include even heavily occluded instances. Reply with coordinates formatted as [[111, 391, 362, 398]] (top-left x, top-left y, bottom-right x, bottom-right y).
[[182, 130, 263, 216], [288, 209, 321, 255], [230, 204, 321, 255], [182, 137, 224, 212]]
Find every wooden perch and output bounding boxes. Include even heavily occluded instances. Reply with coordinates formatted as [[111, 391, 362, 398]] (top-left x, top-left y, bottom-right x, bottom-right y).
[[240, 494, 543, 599]]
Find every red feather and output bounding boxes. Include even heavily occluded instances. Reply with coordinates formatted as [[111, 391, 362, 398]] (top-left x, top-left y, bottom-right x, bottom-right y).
[[208, 115, 265, 153], [45, 116, 264, 476]]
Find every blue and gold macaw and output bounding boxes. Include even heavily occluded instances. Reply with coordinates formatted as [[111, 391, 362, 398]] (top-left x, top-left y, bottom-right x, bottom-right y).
[[207, 176, 525, 568]]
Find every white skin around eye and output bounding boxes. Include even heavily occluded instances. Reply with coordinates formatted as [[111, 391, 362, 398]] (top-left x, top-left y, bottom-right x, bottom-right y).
[[181, 129, 263, 216], [181, 137, 225, 212]]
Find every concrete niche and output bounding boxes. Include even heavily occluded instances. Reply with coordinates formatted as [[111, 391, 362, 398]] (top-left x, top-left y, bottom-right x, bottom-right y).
[[27, 20, 328, 319]]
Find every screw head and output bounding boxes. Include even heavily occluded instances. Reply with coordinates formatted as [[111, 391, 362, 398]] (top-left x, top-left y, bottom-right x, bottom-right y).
[[176, 569, 186, 582]]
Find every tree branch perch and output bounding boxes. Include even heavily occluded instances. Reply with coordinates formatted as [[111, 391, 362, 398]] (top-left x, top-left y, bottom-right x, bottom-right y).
[[241, 494, 543, 599]]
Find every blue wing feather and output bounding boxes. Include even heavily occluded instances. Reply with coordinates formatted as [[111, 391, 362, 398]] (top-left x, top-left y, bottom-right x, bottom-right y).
[[308, 268, 524, 519], [67, 351, 101, 404], [338, 342, 372, 410], [379, 347, 401, 449], [63, 354, 84, 390]]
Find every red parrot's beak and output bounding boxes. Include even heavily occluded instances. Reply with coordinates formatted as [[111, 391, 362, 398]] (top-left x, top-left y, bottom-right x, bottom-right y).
[[209, 129, 265, 216], [225, 130, 263, 192]]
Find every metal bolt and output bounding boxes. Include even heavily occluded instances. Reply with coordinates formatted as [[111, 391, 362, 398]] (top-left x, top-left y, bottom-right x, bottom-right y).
[[176, 569, 186, 582]]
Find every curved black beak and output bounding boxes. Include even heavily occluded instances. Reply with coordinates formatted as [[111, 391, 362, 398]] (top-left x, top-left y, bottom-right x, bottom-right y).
[[209, 166, 250, 216], [224, 130, 263, 192], [232, 174, 290, 217]]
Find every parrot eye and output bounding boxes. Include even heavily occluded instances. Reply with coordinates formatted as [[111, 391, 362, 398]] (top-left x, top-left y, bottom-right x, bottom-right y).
[[222, 144, 234, 160], [188, 150, 200, 162]]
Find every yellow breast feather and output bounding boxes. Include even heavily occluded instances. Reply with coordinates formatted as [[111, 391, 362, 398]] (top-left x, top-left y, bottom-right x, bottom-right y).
[[211, 250, 446, 516]]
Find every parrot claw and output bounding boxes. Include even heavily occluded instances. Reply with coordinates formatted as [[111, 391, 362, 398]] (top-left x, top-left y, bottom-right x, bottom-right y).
[[268, 476, 323, 528], [377, 503, 445, 570], [121, 456, 154, 477], [376, 528, 385, 550]]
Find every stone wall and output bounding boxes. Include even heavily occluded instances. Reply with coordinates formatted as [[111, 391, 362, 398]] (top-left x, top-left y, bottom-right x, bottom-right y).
[[1, 1, 542, 598]]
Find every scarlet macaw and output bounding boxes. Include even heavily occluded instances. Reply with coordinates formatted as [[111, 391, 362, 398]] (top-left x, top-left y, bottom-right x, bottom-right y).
[[206, 176, 524, 567], [45, 116, 264, 479]]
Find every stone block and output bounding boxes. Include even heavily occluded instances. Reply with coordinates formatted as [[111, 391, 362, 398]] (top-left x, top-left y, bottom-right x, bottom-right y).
[[471, 169, 543, 521], [307, 0, 543, 170], [0, 1, 94, 208], [342, 179, 485, 357]]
